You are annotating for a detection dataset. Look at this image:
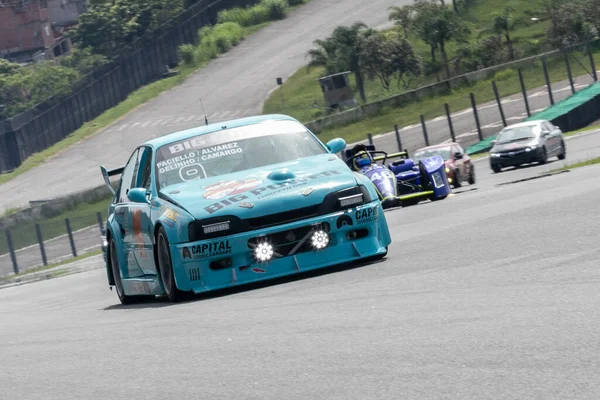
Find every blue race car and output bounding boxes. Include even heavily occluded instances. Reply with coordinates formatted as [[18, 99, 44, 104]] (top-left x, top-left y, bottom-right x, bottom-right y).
[[344, 144, 451, 209], [99, 114, 392, 304]]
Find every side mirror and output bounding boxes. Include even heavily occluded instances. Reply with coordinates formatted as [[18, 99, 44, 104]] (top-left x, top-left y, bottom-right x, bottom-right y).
[[454, 152, 463, 159], [127, 187, 149, 204], [491, 140, 497, 145], [326, 138, 346, 154]]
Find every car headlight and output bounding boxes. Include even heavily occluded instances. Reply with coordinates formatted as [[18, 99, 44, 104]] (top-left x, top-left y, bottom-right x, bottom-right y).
[[445, 167, 450, 173], [525, 146, 536, 152], [491, 153, 499, 157]]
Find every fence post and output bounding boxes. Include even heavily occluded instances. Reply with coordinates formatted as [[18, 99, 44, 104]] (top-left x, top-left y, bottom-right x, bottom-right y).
[[96, 212, 104, 233], [542, 57, 554, 105], [444, 103, 456, 142], [367, 133, 373, 146], [492, 81, 507, 127], [35, 223, 48, 266], [587, 41, 598, 82], [518, 69, 531, 117], [5, 229, 19, 275], [564, 51, 575, 95], [419, 115, 429, 146], [65, 218, 78, 258], [394, 124, 402, 151], [469, 93, 483, 141]]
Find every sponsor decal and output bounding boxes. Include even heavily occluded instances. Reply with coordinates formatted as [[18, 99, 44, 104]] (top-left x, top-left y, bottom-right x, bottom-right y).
[[238, 202, 254, 208], [182, 240, 232, 259], [202, 179, 263, 200], [204, 170, 342, 214], [251, 267, 266, 273], [355, 207, 378, 224], [336, 214, 354, 229]]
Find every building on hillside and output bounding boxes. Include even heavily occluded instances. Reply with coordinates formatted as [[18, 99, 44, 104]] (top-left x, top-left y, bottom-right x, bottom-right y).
[[0, 0, 83, 64]]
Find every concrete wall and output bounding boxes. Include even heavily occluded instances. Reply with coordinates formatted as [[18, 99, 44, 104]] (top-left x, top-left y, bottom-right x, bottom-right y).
[[305, 48, 565, 134]]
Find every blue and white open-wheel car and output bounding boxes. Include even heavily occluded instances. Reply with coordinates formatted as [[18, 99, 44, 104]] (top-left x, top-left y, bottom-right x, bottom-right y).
[[344, 144, 451, 209]]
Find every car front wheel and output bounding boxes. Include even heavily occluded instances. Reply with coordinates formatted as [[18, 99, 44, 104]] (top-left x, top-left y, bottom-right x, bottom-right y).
[[156, 226, 188, 303]]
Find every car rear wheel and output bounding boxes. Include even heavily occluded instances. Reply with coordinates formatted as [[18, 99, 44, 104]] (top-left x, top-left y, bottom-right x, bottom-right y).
[[156, 226, 188, 303], [110, 238, 145, 305]]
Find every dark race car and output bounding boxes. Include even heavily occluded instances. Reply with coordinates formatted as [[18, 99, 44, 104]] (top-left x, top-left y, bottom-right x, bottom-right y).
[[489, 120, 566, 173], [344, 144, 451, 209]]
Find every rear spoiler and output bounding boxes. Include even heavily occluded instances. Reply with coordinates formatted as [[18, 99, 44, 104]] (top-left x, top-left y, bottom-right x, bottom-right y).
[[373, 150, 410, 162], [100, 165, 124, 195]]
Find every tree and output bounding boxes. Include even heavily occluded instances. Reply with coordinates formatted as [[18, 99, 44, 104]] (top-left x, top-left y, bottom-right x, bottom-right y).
[[388, 5, 413, 37], [307, 22, 373, 103], [546, 0, 599, 47], [70, 0, 185, 57], [412, 0, 470, 79], [488, 7, 519, 60]]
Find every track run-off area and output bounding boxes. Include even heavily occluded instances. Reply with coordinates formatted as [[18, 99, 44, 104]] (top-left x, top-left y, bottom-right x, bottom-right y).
[[1, 130, 599, 399]]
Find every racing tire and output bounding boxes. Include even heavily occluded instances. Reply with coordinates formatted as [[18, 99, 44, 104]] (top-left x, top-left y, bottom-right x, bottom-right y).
[[468, 165, 475, 185], [558, 141, 566, 160], [452, 168, 462, 188], [109, 238, 146, 305], [156, 226, 189, 303], [538, 147, 548, 165]]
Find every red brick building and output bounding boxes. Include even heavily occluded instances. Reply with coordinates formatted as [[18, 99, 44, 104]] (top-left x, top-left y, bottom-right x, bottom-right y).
[[0, 0, 71, 63]]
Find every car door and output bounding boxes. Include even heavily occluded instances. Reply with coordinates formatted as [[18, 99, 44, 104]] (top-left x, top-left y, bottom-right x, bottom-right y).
[[113, 148, 144, 279], [542, 121, 560, 155], [126, 146, 157, 276]]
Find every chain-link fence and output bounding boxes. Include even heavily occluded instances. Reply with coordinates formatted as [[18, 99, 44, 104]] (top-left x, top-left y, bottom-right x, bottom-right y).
[[320, 41, 600, 156], [0, 211, 106, 278]]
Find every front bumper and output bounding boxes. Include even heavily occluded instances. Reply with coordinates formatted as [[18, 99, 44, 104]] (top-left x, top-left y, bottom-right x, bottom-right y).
[[490, 148, 541, 167], [170, 201, 391, 293]]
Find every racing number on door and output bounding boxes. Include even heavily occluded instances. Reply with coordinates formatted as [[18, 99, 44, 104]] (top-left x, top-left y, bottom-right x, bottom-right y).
[[132, 209, 147, 258]]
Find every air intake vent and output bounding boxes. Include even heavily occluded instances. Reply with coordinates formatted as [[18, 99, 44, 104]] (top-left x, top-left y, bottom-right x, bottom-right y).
[[188, 268, 201, 281]]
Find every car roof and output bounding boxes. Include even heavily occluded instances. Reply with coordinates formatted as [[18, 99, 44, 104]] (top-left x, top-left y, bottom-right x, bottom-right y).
[[502, 120, 545, 129], [141, 114, 300, 149]]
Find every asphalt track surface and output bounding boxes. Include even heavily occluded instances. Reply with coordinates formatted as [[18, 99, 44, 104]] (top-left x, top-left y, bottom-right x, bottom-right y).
[[1, 131, 600, 399], [2, 129, 600, 277], [0, 0, 598, 215]]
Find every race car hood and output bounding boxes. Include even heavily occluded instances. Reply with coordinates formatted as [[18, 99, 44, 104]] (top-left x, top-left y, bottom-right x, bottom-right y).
[[159, 154, 360, 220], [491, 139, 537, 153]]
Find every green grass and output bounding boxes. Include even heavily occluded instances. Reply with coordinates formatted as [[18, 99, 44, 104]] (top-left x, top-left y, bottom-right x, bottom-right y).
[[0, 194, 113, 255], [0, 0, 311, 187], [0, 249, 102, 280], [551, 156, 600, 172], [264, 0, 556, 123]]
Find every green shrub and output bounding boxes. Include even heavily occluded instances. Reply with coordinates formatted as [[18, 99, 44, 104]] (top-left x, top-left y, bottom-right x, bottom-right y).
[[178, 44, 196, 65], [263, 0, 288, 20], [213, 22, 244, 52]]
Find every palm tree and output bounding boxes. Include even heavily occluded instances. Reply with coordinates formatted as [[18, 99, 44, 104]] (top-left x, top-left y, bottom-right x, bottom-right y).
[[307, 22, 373, 103], [388, 5, 413, 37]]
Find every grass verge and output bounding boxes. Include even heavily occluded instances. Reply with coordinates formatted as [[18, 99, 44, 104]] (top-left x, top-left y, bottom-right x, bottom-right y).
[[551, 156, 600, 172], [0, 194, 113, 255], [0, 0, 311, 187], [1, 250, 102, 281]]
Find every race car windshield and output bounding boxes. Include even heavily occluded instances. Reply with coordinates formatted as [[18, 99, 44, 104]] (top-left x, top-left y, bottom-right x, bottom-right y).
[[154, 120, 327, 189], [413, 147, 451, 162], [496, 125, 539, 144]]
